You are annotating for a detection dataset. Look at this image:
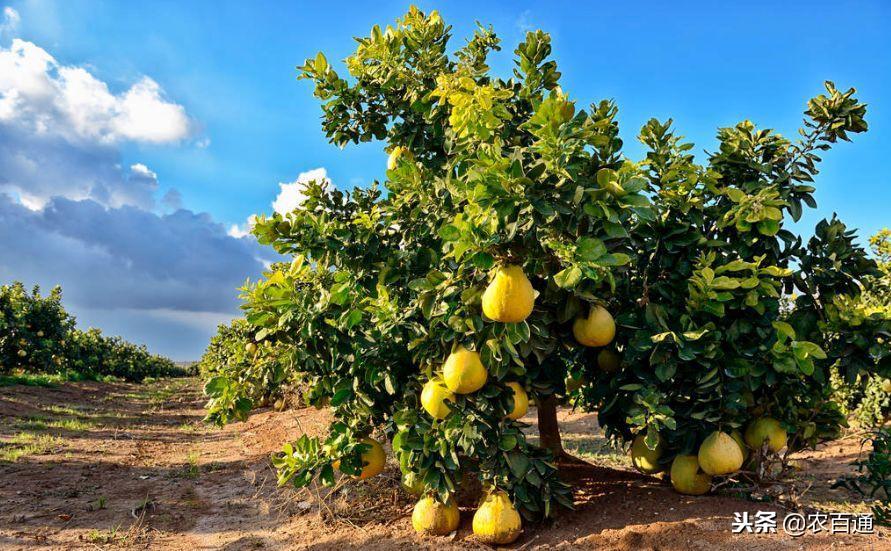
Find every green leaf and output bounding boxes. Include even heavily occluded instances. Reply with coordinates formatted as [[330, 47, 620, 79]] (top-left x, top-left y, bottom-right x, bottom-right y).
[[499, 434, 518, 451], [438, 225, 460, 241], [471, 252, 495, 270], [506, 450, 531, 477], [772, 321, 796, 340], [598, 253, 631, 267], [576, 237, 606, 261], [203, 376, 229, 397], [554, 266, 582, 289]]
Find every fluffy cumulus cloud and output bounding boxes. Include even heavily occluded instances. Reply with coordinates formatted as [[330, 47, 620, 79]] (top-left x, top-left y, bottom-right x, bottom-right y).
[[0, 38, 193, 210], [272, 167, 329, 215], [0, 7, 18, 37], [0, 31, 272, 359], [228, 167, 330, 239]]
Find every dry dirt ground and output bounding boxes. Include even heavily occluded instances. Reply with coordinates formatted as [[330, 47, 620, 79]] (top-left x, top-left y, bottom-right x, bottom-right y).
[[1, 378, 889, 550]]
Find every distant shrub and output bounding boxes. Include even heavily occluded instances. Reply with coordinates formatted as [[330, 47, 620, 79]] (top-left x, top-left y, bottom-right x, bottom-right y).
[[0, 281, 182, 382], [834, 428, 891, 526]]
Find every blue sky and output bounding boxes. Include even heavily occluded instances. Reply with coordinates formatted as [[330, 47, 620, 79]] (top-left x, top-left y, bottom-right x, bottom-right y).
[[1, 0, 889, 359]]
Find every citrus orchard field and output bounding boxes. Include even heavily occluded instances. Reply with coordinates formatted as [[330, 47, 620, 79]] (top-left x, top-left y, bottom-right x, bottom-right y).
[[2, 5, 891, 550], [196, 6, 891, 547], [0, 377, 888, 550]]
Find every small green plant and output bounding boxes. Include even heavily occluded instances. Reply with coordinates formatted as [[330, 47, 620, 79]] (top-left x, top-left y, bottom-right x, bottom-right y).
[[834, 428, 891, 525], [0, 433, 63, 462], [185, 450, 200, 478], [85, 524, 123, 544], [14, 416, 93, 432]]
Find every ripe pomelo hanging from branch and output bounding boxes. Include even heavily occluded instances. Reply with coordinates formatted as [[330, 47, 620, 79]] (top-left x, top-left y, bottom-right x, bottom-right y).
[[421, 379, 454, 420], [505, 382, 529, 420], [481, 265, 535, 323], [573, 305, 616, 347], [698, 431, 744, 475], [443, 347, 487, 394], [631, 433, 664, 475]]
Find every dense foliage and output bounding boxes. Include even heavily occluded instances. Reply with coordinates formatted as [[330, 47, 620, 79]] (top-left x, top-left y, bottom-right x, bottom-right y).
[[830, 230, 891, 427], [200, 318, 294, 425], [208, 7, 889, 523], [0, 282, 183, 382], [835, 428, 891, 525]]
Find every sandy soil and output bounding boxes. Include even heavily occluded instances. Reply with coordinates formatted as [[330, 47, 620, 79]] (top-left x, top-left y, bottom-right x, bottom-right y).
[[1, 378, 889, 550]]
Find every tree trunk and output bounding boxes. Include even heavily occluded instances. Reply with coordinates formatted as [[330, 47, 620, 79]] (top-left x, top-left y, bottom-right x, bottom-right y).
[[537, 394, 564, 457]]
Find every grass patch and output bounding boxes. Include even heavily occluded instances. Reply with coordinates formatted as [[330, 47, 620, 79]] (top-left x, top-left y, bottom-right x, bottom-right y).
[[0, 370, 120, 387], [45, 405, 96, 418], [526, 433, 632, 470], [0, 433, 64, 462], [14, 416, 93, 432], [0, 372, 63, 388], [185, 450, 200, 478]]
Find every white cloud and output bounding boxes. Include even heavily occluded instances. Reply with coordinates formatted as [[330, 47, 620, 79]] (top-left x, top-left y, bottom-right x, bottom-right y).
[[0, 39, 191, 145], [0, 33, 275, 359], [0, 7, 19, 37], [161, 188, 183, 211], [272, 167, 329, 215], [228, 167, 332, 240], [228, 214, 256, 239], [0, 38, 195, 210]]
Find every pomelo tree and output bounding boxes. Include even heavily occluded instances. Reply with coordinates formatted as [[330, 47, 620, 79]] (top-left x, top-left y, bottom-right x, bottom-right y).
[[213, 6, 889, 533]]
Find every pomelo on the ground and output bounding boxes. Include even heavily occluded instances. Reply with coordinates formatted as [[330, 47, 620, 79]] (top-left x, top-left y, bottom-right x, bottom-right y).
[[472, 490, 522, 544], [630, 433, 663, 474], [412, 495, 459, 535], [670, 455, 712, 495], [698, 431, 744, 475]]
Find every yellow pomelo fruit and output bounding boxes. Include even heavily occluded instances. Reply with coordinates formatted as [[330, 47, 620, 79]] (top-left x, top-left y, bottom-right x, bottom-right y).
[[630, 433, 664, 474], [387, 146, 412, 170], [597, 349, 621, 373], [472, 490, 522, 545], [573, 305, 616, 347], [335, 437, 386, 480], [505, 382, 528, 420], [412, 495, 459, 536], [698, 431, 744, 475], [565, 373, 586, 394], [883, 379, 891, 393], [744, 417, 787, 453], [670, 455, 712, 495], [481, 265, 535, 323], [37, 330, 44, 337], [245, 342, 257, 355], [730, 429, 749, 461], [421, 379, 454, 420], [443, 347, 487, 394]]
